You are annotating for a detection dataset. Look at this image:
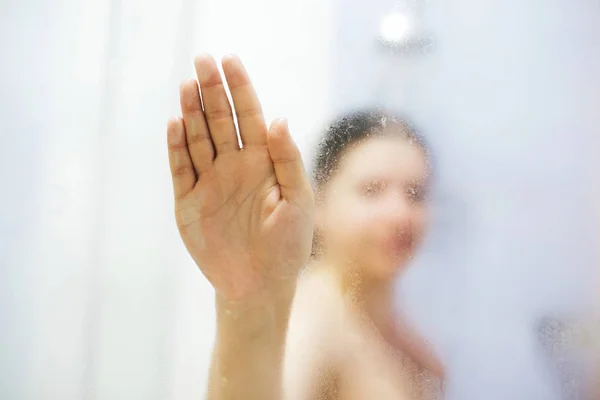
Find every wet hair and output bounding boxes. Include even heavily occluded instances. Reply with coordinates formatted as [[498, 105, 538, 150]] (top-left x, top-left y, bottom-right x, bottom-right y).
[[312, 108, 431, 196], [310, 108, 432, 257]]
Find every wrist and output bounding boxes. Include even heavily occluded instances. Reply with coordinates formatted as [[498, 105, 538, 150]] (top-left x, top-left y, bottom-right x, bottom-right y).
[[215, 277, 297, 340], [209, 280, 296, 400]]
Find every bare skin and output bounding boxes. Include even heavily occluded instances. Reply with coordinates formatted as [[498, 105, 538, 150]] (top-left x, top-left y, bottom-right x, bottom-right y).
[[595, 198, 600, 400], [167, 54, 314, 400], [167, 54, 442, 400], [589, 329, 600, 400], [284, 266, 444, 400], [283, 135, 445, 399], [585, 196, 600, 400]]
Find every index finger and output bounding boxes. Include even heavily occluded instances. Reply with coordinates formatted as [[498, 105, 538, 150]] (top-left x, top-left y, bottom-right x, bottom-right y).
[[222, 55, 268, 147]]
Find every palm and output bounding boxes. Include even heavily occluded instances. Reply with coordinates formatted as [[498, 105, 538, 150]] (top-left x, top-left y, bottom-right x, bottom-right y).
[[168, 55, 314, 301]]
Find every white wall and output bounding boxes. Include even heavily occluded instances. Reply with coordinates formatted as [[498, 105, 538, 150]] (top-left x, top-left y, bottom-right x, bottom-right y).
[[0, 0, 333, 399]]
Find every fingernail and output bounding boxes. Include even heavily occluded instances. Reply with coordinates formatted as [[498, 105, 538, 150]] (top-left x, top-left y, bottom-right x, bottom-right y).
[[276, 117, 289, 130], [222, 54, 246, 75], [222, 53, 239, 63], [194, 54, 213, 80]]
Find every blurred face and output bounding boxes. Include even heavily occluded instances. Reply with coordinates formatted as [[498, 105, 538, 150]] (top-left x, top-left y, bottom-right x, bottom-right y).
[[318, 135, 430, 280]]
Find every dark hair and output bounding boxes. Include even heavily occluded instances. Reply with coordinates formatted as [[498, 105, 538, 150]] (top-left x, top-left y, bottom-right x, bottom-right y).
[[310, 108, 432, 257], [312, 108, 431, 195]]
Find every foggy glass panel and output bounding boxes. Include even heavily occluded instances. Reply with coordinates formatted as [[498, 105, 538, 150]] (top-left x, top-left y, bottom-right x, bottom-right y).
[[1, 0, 599, 399]]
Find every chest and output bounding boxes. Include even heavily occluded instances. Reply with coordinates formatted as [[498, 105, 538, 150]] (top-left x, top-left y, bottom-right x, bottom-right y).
[[331, 312, 432, 400]]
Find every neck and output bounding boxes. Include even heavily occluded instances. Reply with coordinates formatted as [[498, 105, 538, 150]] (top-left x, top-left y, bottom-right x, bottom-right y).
[[318, 255, 396, 318]]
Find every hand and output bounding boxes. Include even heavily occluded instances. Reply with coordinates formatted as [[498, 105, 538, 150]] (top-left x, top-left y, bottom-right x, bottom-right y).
[[167, 54, 315, 302]]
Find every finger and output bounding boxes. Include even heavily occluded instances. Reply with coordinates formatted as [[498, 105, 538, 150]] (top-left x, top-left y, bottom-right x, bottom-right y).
[[194, 54, 240, 155], [222, 54, 267, 147], [167, 117, 196, 199], [179, 79, 215, 174], [267, 119, 310, 201]]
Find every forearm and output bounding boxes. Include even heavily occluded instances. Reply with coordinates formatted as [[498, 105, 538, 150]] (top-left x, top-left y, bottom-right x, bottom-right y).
[[207, 281, 296, 400]]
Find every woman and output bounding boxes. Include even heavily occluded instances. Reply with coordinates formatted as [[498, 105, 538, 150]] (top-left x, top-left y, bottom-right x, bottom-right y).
[[283, 111, 444, 400], [167, 54, 442, 400]]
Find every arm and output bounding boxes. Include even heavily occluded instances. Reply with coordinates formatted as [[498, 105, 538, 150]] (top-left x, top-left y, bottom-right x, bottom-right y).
[[390, 317, 446, 380], [166, 54, 315, 400], [584, 339, 600, 400], [589, 375, 600, 400], [373, 300, 445, 380], [586, 319, 600, 400], [590, 185, 600, 399], [208, 285, 295, 400]]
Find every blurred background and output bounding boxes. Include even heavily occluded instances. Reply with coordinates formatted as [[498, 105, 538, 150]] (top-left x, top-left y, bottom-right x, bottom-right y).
[[1, 0, 599, 399]]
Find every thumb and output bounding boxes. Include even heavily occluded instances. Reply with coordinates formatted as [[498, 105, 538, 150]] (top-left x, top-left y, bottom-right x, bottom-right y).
[[267, 118, 312, 202]]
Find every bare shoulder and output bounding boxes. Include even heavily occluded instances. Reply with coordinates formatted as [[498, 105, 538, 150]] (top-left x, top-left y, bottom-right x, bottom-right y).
[[286, 266, 344, 347]]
